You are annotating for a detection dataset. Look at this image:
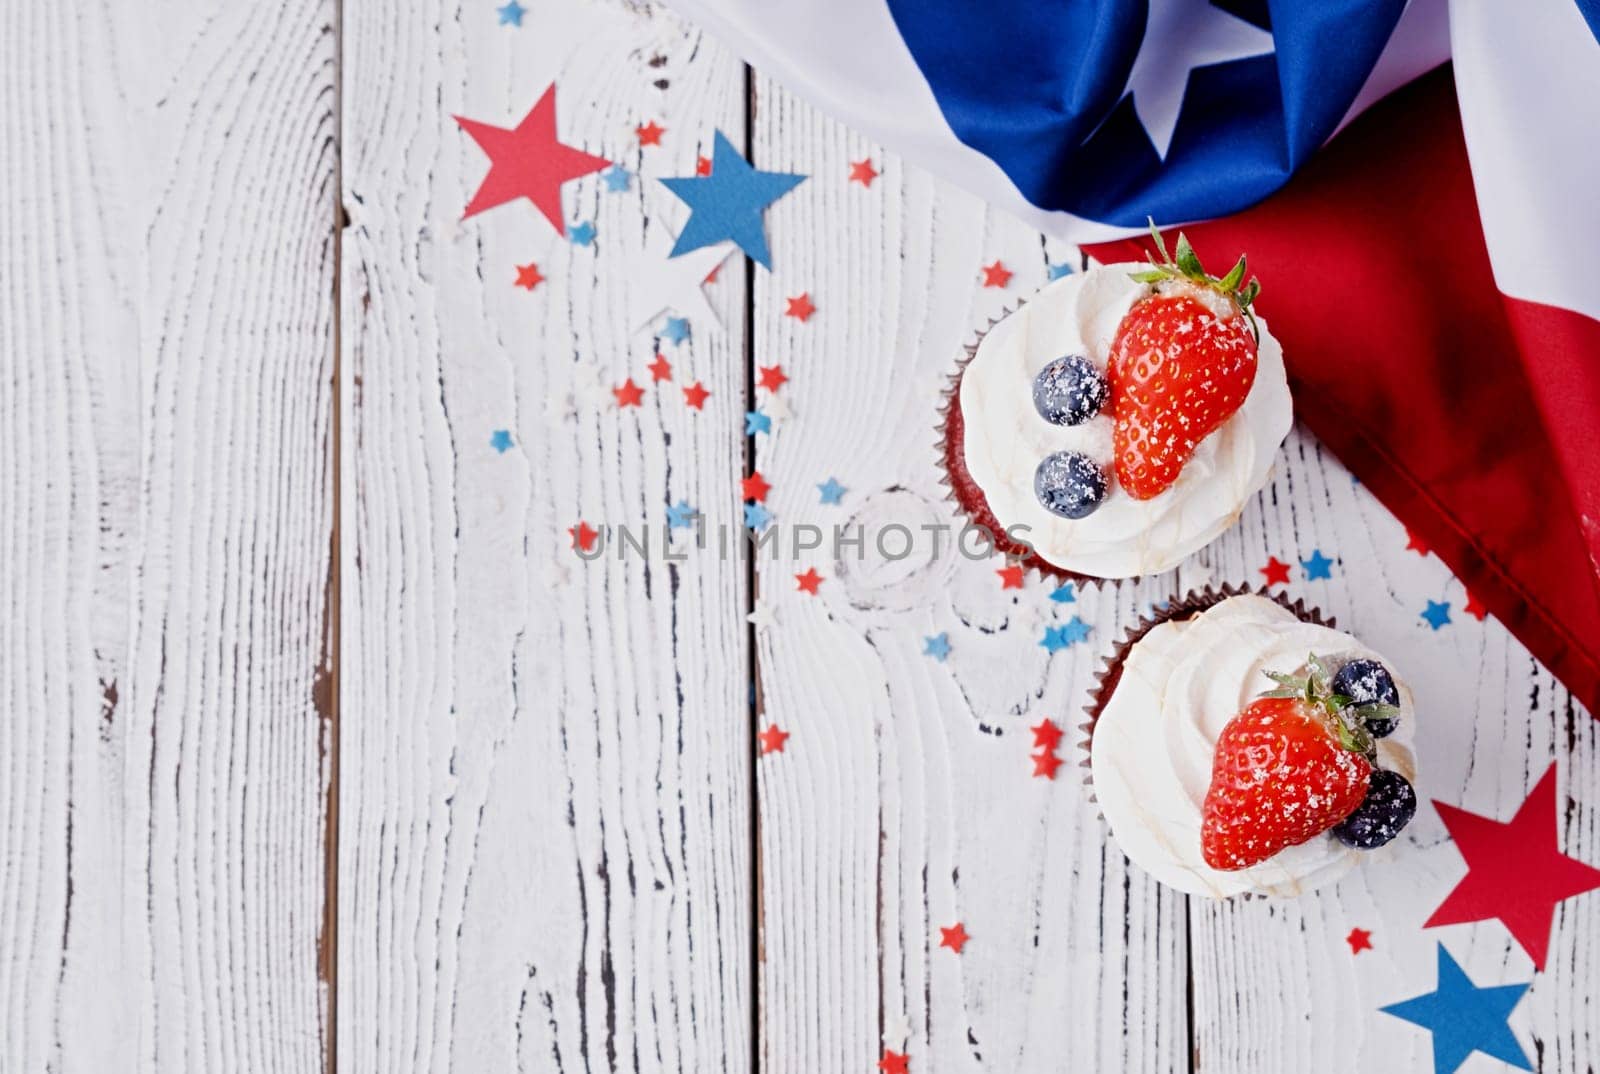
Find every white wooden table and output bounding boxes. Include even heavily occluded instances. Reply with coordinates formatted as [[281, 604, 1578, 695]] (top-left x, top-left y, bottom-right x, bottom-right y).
[[4, 1, 1597, 1071]]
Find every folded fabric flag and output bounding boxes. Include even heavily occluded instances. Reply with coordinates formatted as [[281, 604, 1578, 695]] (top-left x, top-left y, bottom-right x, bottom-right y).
[[665, 0, 1600, 709]]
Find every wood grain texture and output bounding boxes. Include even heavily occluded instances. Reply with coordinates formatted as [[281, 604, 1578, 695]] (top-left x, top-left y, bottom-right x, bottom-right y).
[[339, 2, 752, 1071], [0, 0, 336, 1071]]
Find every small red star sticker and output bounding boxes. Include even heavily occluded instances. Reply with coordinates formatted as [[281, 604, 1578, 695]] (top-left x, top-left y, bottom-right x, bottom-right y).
[[1405, 528, 1430, 555], [1259, 556, 1291, 587], [613, 378, 645, 407], [741, 471, 771, 502], [997, 564, 1024, 590], [568, 521, 599, 552], [635, 120, 665, 146], [647, 354, 673, 382], [1346, 927, 1373, 954], [878, 1050, 909, 1074], [1464, 591, 1488, 621], [704, 264, 721, 284], [1425, 764, 1600, 969], [758, 724, 789, 755], [1031, 718, 1063, 752], [785, 293, 816, 321], [849, 158, 879, 186], [683, 381, 711, 409], [514, 262, 544, 290], [695, 154, 713, 176], [981, 260, 1012, 288], [1031, 750, 1063, 779], [455, 85, 611, 234], [795, 568, 823, 594], [757, 364, 788, 392], [938, 923, 970, 954]]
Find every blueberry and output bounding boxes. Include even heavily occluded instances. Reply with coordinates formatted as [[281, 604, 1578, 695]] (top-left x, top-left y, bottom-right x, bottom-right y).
[[1034, 451, 1108, 519], [1331, 658, 1401, 737], [1032, 355, 1108, 426], [1332, 769, 1417, 849]]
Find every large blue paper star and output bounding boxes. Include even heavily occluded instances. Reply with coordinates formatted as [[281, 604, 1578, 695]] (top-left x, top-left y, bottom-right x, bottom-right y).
[[1380, 944, 1531, 1074], [1301, 549, 1334, 580], [1422, 600, 1452, 630], [660, 131, 806, 268]]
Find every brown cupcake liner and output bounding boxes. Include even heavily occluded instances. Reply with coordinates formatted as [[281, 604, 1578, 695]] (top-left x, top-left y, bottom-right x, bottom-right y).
[[1076, 582, 1337, 807]]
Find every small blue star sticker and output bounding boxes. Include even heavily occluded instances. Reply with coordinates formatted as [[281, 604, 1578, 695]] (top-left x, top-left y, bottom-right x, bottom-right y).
[[569, 221, 596, 247], [496, 0, 524, 25], [659, 131, 807, 268], [923, 633, 951, 662], [1379, 944, 1531, 1074], [666, 500, 698, 530], [1041, 616, 1092, 653], [744, 502, 773, 531], [1422, 600, 1452, 630], [490, 429, 513, 453], [1301, 549, 1334, 580], [817, 477, 846, 505], [744, 409, 772, 436], [602, 164, 631, 192], [661, 316, 690, 346], [1049, 583, 1076, 604], [1046, 262, 1074, 280]]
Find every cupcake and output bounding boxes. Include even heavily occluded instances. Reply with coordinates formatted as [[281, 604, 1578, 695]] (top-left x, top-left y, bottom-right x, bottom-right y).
[[1085, 589, 1419, 898], [939, 231, 1291, 580]]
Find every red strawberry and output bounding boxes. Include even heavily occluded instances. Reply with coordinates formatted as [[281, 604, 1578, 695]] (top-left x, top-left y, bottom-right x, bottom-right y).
[[1108, 226, 1261, 500], [1201, 693, 1372, 872]]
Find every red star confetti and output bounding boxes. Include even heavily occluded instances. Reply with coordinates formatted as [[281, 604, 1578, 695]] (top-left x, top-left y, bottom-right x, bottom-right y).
[[741, 471, 772, 502], [757, 364, 788, 392], [704, 263, 721, 284], [1425, 764, 1600, 969], [758, 724, 790, 755], [635, 120, 664, 146], [456, 84, 610, 235], [514, 262, 544, 290], [938, 923, 970, 954], [1259, 556, 1291, 587], [695, 154, 713, 176], [1031, 718, 1063, 752], [1031, 749, 1063, 780], [849, 158, 879, 186], [785, 293, 816, 321], [568, 521, 599, 552], [1405, 528, 1430, 555], [647, 354, 673, 382], [1346, 927, 1373, 954], [683, 381, 711, 409], [613, 378, 645, 407], [1464, 591, 1488, 621], [981, 260, 1013, 288], [879, 1050, 909, 1074], [997, 564, 1024, 590], [795, 567, 823, 594]]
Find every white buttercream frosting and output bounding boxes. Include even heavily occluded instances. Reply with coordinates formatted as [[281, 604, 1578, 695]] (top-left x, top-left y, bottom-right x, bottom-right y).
[[958, 264, 1292, 578], [1090, 596, 1419, 898]]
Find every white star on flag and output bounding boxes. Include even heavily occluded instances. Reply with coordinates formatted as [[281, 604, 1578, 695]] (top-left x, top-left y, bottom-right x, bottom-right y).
[[1120, 0, 1274, 160], [629, 233, 733, 334]]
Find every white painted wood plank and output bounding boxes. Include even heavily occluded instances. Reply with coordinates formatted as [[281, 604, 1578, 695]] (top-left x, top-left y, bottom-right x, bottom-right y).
[[749, 81, 1187, 1074], [339, 2, 752, 1070], [0, 1, 336, 1071]]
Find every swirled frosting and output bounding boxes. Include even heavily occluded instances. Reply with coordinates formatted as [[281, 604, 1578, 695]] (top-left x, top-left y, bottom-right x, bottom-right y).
[[958, 265, 1292, 578], [1090, 596, 1419, 898]]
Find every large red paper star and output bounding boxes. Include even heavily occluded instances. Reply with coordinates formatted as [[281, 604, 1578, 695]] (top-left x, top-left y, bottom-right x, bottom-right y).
[[981, 260, 1012, 288], [795, 568, 823, 595], [785, 293, 816, 321], [878, 1050, 909, 1074], [683, 381, 711, 409], [757, 364, 788, 392], [613, 378, 645, 408], [514, 262, 544, 290], [997, 564, 1024, 590], [568, 521, 599, 552], [1259, 556, 1291, 587], [1031, 718, 1063, 752], [741, 471, 771, 502], [456, 85, 610, 234], [1425, 764, 1600, 969], [849, 159, 879, 186], [938, 923, 970, 954], [758, 724, 789, 755], [1346, 927, 1373, 954]]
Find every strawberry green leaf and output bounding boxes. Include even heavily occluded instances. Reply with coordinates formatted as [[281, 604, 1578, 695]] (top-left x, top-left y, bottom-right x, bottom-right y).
[[1174, 233, 1204, 277], [1219, 255, 1247, 292]]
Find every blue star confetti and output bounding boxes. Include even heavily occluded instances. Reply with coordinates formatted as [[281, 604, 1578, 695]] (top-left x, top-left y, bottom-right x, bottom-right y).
[[1301, 549, 1334, 580], [496, 0, 525, 25], [1041, 616, 1092, 653], [744, 502, 773, 531], [817, 477, 846, 505], [569, 220, 596, 247], [661, 316, 690, 346], [1046, 262, 1074, 280], [1380, 944, 1531, 1074], [923, 633, 951, 662], [1422, 600, 1452, 630], [666, 500, 698, 530], [602, 164, 631, 193], [659, 131, 806, 268], [744, 409, 772, 436], [490, 429, 513, 453], [1049, 583, 1076, 604]]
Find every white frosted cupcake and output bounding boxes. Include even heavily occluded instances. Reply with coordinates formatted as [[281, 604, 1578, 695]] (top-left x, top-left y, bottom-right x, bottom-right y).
[[1084, 589, 1420, 898], [938, 234, 1291, 580]]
